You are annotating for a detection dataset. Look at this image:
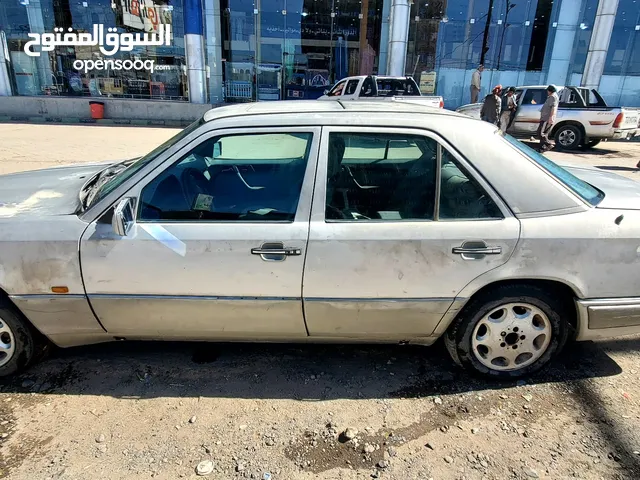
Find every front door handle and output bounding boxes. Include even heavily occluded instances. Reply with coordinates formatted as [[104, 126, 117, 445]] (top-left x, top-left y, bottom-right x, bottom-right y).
[[251, 242, 301, 261], [452, 246, 502, 255]]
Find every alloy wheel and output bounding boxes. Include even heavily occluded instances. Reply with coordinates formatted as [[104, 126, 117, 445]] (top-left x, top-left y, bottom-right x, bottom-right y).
[[471, 303, 552, 371], [558, 129, 576, 147], [0, 316, 16, 368]]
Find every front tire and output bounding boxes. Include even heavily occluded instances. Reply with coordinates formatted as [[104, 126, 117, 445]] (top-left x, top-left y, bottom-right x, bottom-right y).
[[0, 300, 36, 377], [444, 285, 570, 379], [554, 124, 582, 150]]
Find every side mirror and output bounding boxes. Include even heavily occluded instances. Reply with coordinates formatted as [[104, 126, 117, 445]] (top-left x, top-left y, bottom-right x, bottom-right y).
[[112, 197, 135, 237]]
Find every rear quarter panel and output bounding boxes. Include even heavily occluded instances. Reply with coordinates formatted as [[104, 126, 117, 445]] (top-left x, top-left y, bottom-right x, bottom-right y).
[[432, 208, 640, 337], [457, 209, 640, 300]]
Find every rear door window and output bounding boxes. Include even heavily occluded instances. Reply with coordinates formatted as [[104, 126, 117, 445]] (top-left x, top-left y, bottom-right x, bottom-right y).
[[344, 79, 360, 96], [326, 132, 436, 221], [521, 89, 546, 105]]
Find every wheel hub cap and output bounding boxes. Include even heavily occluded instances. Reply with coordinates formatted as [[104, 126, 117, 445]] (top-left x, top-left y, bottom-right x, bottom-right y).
[[471, 303, 552, 371], [0, 318, 16, 368]]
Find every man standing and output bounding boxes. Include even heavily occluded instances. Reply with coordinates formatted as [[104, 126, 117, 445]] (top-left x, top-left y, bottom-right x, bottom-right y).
[[500, 87, 517, 133], [480, 85, 502, 125], [538, 85, 559, 152], [470, 65, 484, 103]]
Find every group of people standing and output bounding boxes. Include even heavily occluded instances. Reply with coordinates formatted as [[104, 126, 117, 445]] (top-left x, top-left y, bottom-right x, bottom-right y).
[[473, 65, 559, 152], [479, 84, 518, 133]]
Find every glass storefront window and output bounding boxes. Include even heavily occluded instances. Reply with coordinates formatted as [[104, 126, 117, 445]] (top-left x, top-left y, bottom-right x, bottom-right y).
[[407, 0, 545, 108], [0, 0, 188, 100], [405, 0, 601, 109], [221, 0, 384, 102], [599, 0, 640, 106]]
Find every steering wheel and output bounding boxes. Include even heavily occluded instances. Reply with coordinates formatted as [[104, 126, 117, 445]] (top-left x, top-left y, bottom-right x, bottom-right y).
[[181, 168, 210, 206]]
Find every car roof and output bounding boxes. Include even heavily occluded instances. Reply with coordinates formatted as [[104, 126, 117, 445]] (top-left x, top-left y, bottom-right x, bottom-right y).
[[202, 100, 461, 123]]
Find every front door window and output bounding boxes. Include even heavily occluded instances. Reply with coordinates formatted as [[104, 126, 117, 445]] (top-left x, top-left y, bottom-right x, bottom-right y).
[[327, 80, 347, 97], [139, 132, 313, 222]]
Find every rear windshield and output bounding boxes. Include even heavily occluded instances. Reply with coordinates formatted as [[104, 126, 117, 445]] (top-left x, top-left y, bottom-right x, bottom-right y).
[[375, 78, 420, 97], [502, 135, 604, 206]]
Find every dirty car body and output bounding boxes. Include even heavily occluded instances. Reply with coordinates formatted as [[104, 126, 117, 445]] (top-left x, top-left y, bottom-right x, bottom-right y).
[[1, 101, 639, 378]]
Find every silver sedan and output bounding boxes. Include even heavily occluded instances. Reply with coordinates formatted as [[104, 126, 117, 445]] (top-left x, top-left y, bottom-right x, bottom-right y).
[[0, 101, 639, 379]]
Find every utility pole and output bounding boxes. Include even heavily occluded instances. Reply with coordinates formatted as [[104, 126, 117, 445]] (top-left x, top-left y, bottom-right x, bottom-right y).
[[480, 0, 494, 65]]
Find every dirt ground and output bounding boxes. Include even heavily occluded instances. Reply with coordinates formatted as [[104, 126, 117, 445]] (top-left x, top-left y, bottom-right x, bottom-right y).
[[0, 123, 639, 480]]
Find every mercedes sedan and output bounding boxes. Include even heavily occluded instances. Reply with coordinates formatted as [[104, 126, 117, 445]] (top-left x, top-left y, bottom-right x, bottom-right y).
[[0, 101, 639, 379]]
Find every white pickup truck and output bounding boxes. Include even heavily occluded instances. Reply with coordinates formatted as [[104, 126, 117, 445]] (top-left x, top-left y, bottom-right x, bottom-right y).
[[318, 75, 444, 109], [455, 85, 640, 149]]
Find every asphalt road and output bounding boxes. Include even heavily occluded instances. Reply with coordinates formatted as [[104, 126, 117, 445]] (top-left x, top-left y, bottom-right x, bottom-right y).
[[0, 123, 638, 480]]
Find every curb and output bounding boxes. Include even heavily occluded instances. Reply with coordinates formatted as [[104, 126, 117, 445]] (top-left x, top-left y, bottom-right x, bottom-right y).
[[0, 116, 190, 128]]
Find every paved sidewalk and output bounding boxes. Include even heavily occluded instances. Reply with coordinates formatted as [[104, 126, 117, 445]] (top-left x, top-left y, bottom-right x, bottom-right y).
[[0, 123, 178, 175]]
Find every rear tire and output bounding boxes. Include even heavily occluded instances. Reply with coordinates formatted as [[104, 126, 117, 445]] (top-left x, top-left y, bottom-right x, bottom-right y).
[[554, 124, 582, 150], [0, 299, 37, 377], [444, 285, 571, 379]]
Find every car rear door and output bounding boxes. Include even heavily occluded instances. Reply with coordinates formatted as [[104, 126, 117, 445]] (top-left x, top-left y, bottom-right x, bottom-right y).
[[302, 126, 520, 340], [79, 126, 320, 339], [340, 78, 363, 100]]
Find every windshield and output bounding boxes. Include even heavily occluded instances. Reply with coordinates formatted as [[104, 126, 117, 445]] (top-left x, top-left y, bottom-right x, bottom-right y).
[[502, 134, 604, 206], [88, 117, 205, 207]]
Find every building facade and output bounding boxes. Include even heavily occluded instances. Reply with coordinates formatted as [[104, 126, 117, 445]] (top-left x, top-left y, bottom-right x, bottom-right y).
[[0, 0, 637, 110]]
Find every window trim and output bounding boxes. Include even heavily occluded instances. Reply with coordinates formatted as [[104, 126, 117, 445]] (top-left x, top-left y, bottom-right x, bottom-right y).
[[99, 126, 322, 226], [434, 144, 442, 220], [312, 126, 513, 224]]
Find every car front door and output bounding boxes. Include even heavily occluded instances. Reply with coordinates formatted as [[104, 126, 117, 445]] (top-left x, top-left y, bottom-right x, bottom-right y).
[[79, 127, 320, 339], [302, 127, 520, 340], [510, 88, 545, 135], [323, 79, 347, 99]]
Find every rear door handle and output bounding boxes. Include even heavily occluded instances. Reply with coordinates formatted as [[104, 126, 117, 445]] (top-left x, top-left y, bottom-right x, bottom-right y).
[[251, 247, 301, 256], [452, 246, 502, 255]]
